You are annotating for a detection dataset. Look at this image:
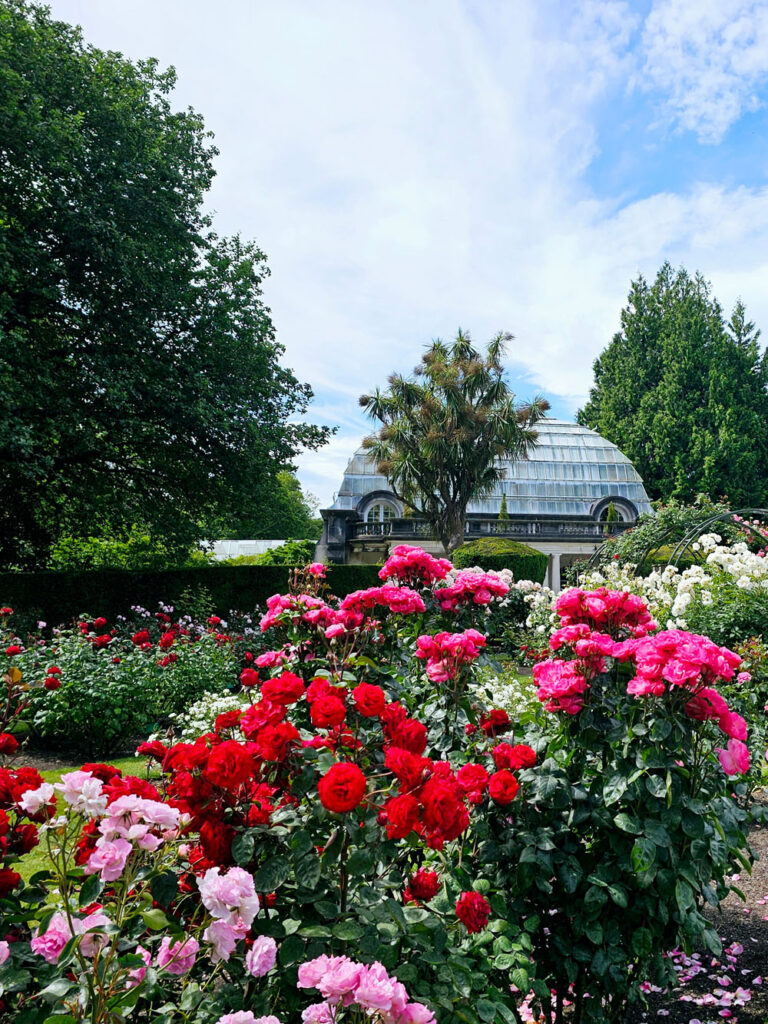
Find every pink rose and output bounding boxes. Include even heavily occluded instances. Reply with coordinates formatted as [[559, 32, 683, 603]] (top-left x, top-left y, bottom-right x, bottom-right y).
[[85, 838, 133, 882], [245, 934, 277, 977]]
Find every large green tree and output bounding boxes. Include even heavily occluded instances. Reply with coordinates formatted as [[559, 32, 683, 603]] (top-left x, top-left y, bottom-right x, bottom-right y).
[[219, 470, 320, 540], [0, 0, 329, 566], [360, 330, 548, 554], [578, 264, 768, 504]]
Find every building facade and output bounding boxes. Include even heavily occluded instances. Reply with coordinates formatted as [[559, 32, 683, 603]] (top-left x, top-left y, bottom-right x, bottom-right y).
[[317, 419, 652, 590]]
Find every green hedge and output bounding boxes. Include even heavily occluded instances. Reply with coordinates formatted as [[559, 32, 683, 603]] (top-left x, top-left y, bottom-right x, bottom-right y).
[[0, 564, 383, 627], [452, 538, 548, 582]]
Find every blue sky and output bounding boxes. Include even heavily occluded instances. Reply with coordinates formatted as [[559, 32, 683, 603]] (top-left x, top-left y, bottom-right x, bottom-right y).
[[48, 0, 768, 507]]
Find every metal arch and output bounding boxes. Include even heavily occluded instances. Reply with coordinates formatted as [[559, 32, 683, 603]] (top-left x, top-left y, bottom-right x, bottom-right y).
[[587, 507, 768, 575]]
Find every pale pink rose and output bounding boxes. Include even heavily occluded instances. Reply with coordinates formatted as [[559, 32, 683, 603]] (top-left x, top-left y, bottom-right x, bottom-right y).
[[125, 945, 151, 988], [197, 867, 260, 928], [736, 672, 751, 684], [85, 838, 133, 882], [205, 919, 239, 962], [245, 934, 277, 977], [18, 782, 55, 815], [716, 739, 750, 775], [399, 1002, 437, 1024], [297, 954, 332, 989], [76, 911, 111, 957], [315, 955, 363, 999], [301, 1006, 334, 1024], [56, 771, 107, 817], [354, 961, 396, 1010], [30, 913, 71, 963], [0, 941, 10, 965], [156, 936, 199, 975]]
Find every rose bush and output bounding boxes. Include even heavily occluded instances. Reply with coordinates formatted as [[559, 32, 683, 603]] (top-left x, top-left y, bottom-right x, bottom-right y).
[[0, 547, 761, 1024]]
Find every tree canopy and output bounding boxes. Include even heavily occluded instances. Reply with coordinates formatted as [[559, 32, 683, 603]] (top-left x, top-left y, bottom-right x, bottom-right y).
[[578, 263, 768, 505], [360, 330, 548, 554], [0, 0, 329, 566], [218, 471, 320, 541]]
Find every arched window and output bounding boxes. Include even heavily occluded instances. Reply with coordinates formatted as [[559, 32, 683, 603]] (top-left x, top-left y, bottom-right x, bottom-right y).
[[366, 502, 396, 525]]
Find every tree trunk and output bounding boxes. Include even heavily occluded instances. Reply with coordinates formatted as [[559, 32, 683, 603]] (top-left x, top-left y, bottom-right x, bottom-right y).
[[442, 509, 466, 555]]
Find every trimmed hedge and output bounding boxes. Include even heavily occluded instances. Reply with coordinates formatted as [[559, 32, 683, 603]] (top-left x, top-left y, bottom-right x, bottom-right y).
[[452, 538, 548, 582], [0, 564, 383, 628]]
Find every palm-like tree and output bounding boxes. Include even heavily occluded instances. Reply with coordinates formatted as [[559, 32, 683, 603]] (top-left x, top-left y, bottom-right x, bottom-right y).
[[359, 330, 549, 554]]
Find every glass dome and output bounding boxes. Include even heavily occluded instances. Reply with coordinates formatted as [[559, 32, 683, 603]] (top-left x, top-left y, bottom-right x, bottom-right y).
[[329, 419, 652, 519]]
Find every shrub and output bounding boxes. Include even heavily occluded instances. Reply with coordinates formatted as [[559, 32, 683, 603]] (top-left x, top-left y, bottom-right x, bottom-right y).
[[453, 538, 548, 581], [48, 526, 213, 571]]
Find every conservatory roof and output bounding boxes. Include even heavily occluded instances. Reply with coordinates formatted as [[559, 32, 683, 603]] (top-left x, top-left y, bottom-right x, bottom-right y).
[[328, 419, 653, 519]]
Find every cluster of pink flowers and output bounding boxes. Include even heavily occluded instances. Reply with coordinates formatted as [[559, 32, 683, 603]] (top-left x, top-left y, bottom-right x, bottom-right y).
[[31, 910, 111, 963], [379, 544, 453, 588], [415, 629, 486, 682], [196, 866, 267, 963], [297, 954, 435, 1023], [555, 587, 657, 637], [433, 570, 509, 611], [339, 585, 426, 618], [533, 659, 590, 714], [539, 589, 751, 775]]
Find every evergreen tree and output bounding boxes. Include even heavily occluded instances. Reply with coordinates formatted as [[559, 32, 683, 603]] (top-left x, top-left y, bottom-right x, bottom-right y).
[[578, 264, 768, 504]]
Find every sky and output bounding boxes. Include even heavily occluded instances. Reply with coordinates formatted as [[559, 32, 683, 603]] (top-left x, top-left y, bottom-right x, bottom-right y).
[[48, 0, 768, 508]]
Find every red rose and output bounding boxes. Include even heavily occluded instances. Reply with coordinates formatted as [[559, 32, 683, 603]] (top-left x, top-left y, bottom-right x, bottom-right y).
[[207, 616, 222, 627], [488, 770, 519, 805], [112, 657, 121, 664], [4, 646, 22, 657], [80, 763, 122, 783], [131, 630, 150, 646], [244, 651, 254, 663], [239, 668, 260, 688], [199, 819, 234, 866], [456, 891, 490, 933], [352, 683, 387, 717], [383, 793, 420, 839], [384, 748, 432, 791], [159, 631, 175, 650], [0, 868, 21, 898], [456, 763, 489, 803], [317, 762, 366, 814], [0, 735, 18, 756], [93, 617, 107, 630], [464, 723, 478, 736], [254, 722, 300, 761], [214, 710, 243, 734], [310, 695, 347, 729], [492, 743, 536, 770], [44, 677, 61, 690], [46, 665, 61, 675], [407, 868, 439, 902], [261, 672, 305, 705], [11, 823, 38, 854], [136, 740, 168, 761], [0, 608, 12, 617], [419, 776, 469, 846], [92, 634, 112, 649], [306, 677, 332, 703], [480, 709, 511, 736], [240, 701, 285, 739], [390, 718, 428, 755], [204, 741, 255, 791]]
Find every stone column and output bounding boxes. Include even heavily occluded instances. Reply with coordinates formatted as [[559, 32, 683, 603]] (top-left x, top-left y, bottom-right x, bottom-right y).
[[548, 552, 562, 593]]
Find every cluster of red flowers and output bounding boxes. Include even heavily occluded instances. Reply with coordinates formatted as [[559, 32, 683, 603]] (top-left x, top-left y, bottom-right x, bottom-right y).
[[433, 571, 509, 612], [415, 629, 486, 682], [378, 545, 453, 588], [0, 764, 51, 897]]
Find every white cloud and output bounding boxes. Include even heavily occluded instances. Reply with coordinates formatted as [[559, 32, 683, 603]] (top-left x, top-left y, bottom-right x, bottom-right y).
[[640, 0, 768, 142], [43, 1, 768, 508]]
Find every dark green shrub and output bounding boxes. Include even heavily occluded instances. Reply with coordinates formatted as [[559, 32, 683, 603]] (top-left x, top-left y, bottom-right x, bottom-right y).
[[0, 564, 383, 628], [453, 537, 548, 581]]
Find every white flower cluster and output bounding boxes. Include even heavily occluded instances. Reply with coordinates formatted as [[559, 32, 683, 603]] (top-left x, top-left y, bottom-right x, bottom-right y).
[[469, 665, 538, 719], [576, 534, 768, 630], [165, 691, 249, 741]]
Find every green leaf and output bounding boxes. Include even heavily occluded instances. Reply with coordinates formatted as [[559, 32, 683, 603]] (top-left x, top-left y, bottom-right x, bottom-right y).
[[142, 908, 170, 930], [39, 979, 77, 1002], [511, 968, 530, 991], [644, 821, 671, 847], [278, 933, 305, 965], [477, 998, 498, 1022], [557, 856, 582, 894], [631, 928, 653, 958], [631, 838, 656, 873], [78, 872, 104, 906], [253, 854, 291, 891], [675, 879, 694, 913], [602, 774, 627, 806], [645, 775, 667, 799], [346, 848, 375, 875], [297, 852, 322, 890], [299, 925, 332, 938], [231, 831, 255, 866], [333, 920, 364, 941], [149, 870, 178, 908], [614, 812, 641, 834]]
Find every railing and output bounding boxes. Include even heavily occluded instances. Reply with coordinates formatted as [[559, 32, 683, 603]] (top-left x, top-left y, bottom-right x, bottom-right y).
[[350, 517, 632, 542]]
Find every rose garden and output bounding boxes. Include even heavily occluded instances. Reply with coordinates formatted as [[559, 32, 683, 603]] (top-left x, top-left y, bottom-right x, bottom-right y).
[[0, 529, 767, 1024]]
